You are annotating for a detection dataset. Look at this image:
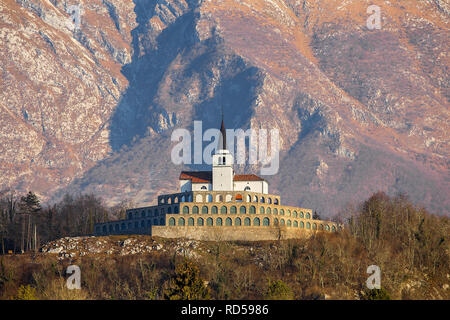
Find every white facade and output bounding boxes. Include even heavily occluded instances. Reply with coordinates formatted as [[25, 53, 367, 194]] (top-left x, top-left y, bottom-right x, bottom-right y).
[[212, 149, 234, 191], [233, 180, 269, 194]]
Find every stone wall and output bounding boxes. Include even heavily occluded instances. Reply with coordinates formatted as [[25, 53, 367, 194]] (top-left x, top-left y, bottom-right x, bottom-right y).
[[151, 225, 316, 241]]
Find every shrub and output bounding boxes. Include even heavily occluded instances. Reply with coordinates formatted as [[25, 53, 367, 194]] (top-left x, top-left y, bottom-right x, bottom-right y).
[[265, 279, 293, 300], [164, 260, 210, 300]]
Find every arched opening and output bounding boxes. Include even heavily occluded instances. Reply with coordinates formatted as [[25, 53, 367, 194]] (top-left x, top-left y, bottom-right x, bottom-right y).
[[196, 194, 203, 202], [253, 218, 260, 226], [300, 221, 304, 228], [260, 197, 265, 203], [325, 224, 330, 231], [244, 186, 251, 191], [247, 194, 252, 202], [235, 217, 242, 226], [178, 218, 185, 226], [220, 206, 227, 214], [274, 218, 279, 226], [169, 218, 175, 226], [197, 218, 204, 226], [216, 194, 223, 202], [183, 206, 189, 214], [280, 219, 285, 226], [287, 220, 292, 227], [202, 206, 208, 214], [300, 211, 304, 218], [274, 199, 279, 205], [254, 195, 258, 202], [249, 206, 256, 214], [293, 211, 298, 218], [273, 208, 278, 215], [293, 221, 298, 227], [207, 217, 213, 226], [188, 218, 194, 226], [268, 198, 272, 204], [287, 210, 291, 217], [193, 206, 199, 214], [267, 207, 271, 215], [280, 209, 285, 216], [201, 186, 207, 190], [306, 222, 311, 229], [259, 207, 264, 214], [230, 206, 237, 214], [263, 217, 270, 226], [211, 206, 218, 214], [207, 194, 213, 202], [244, 217, 251, 226], [226, 218, 232, 226], [306, 212, 311, 219], [332, 225, 336, 232], [240, 206, 246, 214], [313, 223, 317, 230], [216, 218, 223, 226]]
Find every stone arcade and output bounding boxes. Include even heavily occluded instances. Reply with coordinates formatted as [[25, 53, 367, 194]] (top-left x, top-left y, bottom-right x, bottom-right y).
[[94, 119, 340, 241]]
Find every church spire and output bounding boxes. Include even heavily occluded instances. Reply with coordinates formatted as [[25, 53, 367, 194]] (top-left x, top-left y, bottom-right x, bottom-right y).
[[219, 108, 227, 150]]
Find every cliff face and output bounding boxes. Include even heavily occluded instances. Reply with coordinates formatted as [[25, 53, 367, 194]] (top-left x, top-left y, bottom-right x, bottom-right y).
[[0, 0, 448, 216]]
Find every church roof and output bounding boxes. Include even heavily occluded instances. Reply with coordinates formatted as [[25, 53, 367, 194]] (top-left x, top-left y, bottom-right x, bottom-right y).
[[179, 171, 265, 183]]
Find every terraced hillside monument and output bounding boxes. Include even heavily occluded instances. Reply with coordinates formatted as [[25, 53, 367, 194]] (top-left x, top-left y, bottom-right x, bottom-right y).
[[95, 120, 340, 241]]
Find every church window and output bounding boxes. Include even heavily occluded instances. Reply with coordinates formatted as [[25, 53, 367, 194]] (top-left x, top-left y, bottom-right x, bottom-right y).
[[226, 218, 232, 226], [221, 206, 227, 214], [169, 218, 175, 226], [193, 206, 199, 214], [211, 206, 218, 214], [253, 218, 260, 226], [244, 217, 251, 226], [207, 218, 213, 226], [183, 206, 189, 214], [202, 206, 208, 214], [197, 218, 204, 226], [240, 206, 246, 214], [249, 206, 256, 214], [263, 218, 270, 226], [259, 207, 264, 214], [235, 218, 242, 226], [188, 218, 194, 226], [216, 218, 223, 226], [178, 218, 185, 226], [230, 206, 237, 214]]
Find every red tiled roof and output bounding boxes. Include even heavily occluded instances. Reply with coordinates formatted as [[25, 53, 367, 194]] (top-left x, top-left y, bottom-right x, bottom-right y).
[[234, 174, 265, 182], [179, 171, 212, 183]]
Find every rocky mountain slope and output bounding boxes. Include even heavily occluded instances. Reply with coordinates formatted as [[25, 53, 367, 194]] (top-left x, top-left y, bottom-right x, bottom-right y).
[[0, 0, 448, 216]]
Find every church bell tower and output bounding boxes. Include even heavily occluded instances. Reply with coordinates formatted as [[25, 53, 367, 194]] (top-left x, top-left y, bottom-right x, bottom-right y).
[[212, 115, 234, 191]]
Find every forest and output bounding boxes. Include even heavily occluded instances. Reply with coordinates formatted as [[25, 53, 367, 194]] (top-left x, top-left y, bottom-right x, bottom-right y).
[[0, 191, 448, 300]]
